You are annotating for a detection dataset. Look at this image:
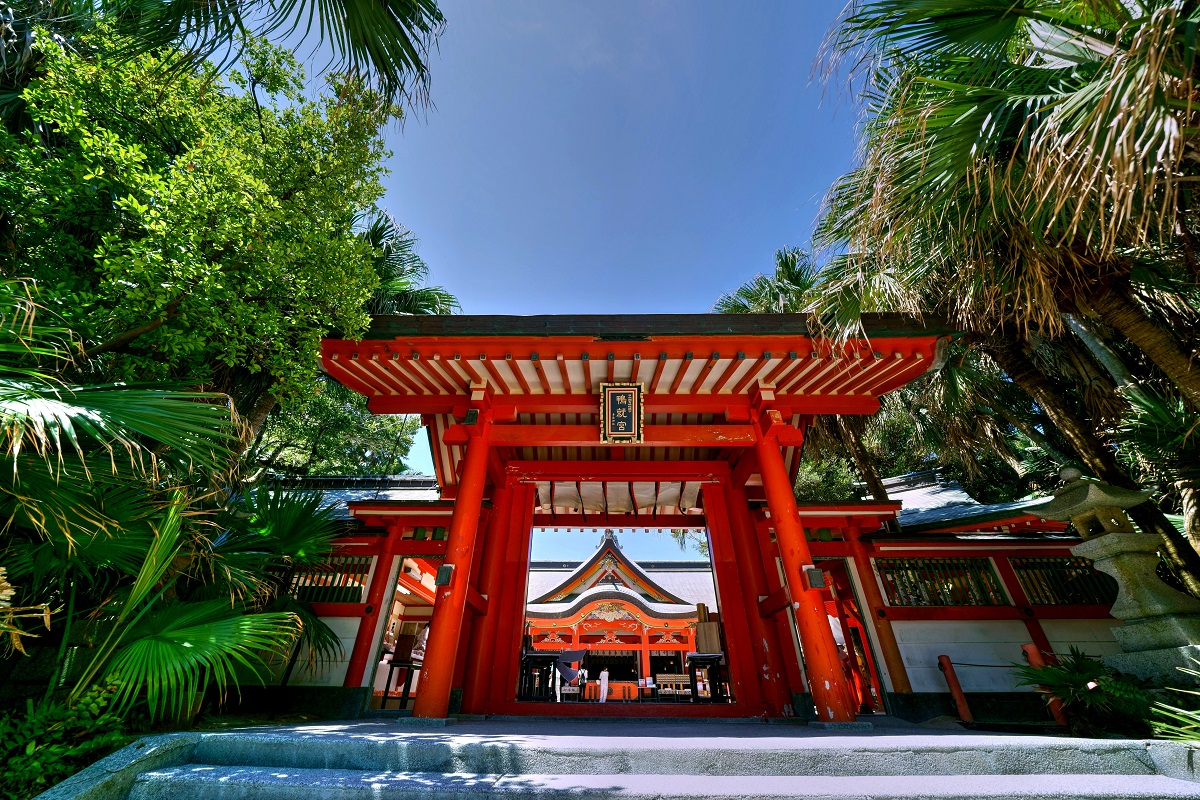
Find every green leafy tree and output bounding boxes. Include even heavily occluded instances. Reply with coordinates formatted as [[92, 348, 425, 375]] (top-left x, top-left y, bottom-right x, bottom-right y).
[[0, 33, 400, 440], [251, 375, 422, 477], [793, 453, 859, 504]]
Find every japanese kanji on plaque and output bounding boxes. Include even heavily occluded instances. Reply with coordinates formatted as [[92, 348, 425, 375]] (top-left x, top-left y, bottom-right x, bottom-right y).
[[599, 382, 643, 443]]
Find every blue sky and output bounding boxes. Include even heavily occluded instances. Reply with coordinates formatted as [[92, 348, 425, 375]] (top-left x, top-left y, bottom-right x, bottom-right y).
[[387, 1, 857, 560], [383, 0, 857, 315]]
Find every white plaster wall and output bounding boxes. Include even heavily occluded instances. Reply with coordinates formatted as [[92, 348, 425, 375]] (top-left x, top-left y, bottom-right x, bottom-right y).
[[1040, 618, 1123, 659], [288, 616, 361, 687], [892, 620, 1033, 692]]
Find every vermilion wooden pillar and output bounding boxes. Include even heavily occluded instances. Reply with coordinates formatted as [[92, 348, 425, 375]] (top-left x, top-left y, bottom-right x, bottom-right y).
[[700, 483, 766, 712], [490, 483, 537, 707], [413, 418, 492, 718], [843, 525, 912, 694], [721, 483, 794, 715], [451, 504, 494, 694], [752, 513, 809, 694], [460, 484, 516, 712], [755, 413, 857, 723], [342, 540, 397, 688]]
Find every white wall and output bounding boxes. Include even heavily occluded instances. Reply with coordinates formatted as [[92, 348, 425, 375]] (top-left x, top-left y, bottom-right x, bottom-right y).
[[892, 620, 1033, 692], [1040, 618, 1123, 659], [289, 616, 361, 687]]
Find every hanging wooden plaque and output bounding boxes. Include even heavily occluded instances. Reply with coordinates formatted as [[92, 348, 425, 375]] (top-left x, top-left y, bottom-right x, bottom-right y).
[[599, 382, 643, 443]]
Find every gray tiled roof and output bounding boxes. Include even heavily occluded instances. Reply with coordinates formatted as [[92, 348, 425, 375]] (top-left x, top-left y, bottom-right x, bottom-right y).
[[269, 475, 441, 520], [895, 497, 1053, 532], [881, 470, 1053, 533]]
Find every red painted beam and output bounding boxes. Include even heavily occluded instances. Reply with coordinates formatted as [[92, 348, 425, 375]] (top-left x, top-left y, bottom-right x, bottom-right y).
[[397, 540, 450, 556], [506, 460, 731, 482], [395, 569, 436, 603], [530, 513, 706, 528], [757, 585, 791, 617], [466, 586, 488, 616], [865, 546, 1080, 558], [367, 394, 881, 417], [477, 423, 806, 448], [310, 602, 368, 617]]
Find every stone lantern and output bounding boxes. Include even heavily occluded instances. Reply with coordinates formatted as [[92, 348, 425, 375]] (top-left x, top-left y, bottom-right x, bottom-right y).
[[1034, 469, 1200, 685]]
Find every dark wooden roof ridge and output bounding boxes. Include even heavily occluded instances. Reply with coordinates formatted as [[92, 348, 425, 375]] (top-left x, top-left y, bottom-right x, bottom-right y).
[[338, 313, 956, 342]]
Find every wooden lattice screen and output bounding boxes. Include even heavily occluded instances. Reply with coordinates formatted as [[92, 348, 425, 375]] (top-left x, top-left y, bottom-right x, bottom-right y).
[[1009, 556, 1118, 606], [289, 555, 374, 604], [874, 557, 1009, 607]]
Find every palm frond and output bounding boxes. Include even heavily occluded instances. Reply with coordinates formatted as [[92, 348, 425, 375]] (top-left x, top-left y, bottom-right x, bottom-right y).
[[98, 0, 444, 109], [360, 214, 460, 315], [235, 486, 342, 565], [103, 599, 297, 720], [0, 381, 236, 471]]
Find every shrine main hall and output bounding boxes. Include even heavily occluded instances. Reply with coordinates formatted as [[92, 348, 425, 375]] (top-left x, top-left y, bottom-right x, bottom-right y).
[[309, 314, 1119, 724]]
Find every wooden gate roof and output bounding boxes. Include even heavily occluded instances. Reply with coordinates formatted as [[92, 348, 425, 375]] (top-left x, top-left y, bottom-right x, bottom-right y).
[[321, 314, 949, 503]]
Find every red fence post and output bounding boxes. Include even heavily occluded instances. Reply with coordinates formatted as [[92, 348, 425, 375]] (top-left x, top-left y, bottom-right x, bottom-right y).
[[937, 655, 974, 723], [1022, 643, 1069, 727]]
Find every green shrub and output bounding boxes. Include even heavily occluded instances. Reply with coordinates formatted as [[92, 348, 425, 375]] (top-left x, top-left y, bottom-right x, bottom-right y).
[[1013, 646, 1156, 737], [0, 685, 128, 800], [1152, 663, 1200, 743]]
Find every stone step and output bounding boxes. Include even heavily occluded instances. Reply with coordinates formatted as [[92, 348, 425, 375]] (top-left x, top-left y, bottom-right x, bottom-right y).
[[128, 765, 1200, 800], [190, 732, 1160, 777]]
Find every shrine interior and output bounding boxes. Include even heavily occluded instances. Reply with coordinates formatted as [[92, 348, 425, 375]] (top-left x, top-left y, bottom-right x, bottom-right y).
[[519, 527, 729, 704]]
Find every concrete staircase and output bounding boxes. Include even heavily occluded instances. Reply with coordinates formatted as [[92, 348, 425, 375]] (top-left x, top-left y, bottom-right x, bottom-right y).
[[45, 720, 1200, 800]]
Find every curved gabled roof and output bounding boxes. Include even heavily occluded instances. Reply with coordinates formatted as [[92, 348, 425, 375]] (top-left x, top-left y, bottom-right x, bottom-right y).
[[525, 586, 700, 621], [529, 530, 690, 605]]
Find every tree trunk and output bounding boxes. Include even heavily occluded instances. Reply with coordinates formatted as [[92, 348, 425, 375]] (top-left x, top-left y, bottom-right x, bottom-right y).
[[986, 338, 1117, 479], [240, 388, 278, 448], [83, 297, 184, 359], [1179, 481, 1200, 555], [1064, 315, 1136, 388], [835, 415, 900, 533], [986, 336, 1200, 596], [1089, 283, 1200, 411], [990, 403, 1072, 464]]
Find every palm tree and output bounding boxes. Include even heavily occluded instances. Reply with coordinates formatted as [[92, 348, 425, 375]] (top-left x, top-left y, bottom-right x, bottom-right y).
[[362, 214, 460, 316], [1, 0, 444, 121], [713, 248, 902, 511], [816, 4, 1200, 589], [0, 280, 236, 541], [825, 0, 1200, 409], [713, 247, 820, 314], [1117, 388, 1200, 543], [0, 281, 305, 719]]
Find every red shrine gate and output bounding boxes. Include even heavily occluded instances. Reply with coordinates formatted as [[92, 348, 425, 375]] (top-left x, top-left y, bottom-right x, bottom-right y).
[[320, 315, 948, 722]]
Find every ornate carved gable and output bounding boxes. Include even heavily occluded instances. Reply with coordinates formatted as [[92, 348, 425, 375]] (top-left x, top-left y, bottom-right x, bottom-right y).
[[583, 601, 638, 622]]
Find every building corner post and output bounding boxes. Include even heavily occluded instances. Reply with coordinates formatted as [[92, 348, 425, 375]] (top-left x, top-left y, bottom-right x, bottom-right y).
[[342, 538, 399, 689], [843, 525, 912, 694]]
